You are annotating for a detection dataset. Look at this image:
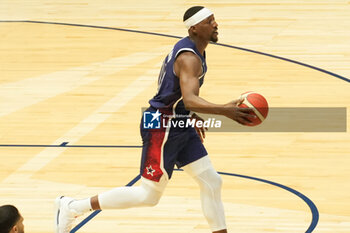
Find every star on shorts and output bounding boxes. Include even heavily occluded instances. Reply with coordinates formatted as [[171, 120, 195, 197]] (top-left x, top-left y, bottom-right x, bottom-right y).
[[146, 165, 156, 176]]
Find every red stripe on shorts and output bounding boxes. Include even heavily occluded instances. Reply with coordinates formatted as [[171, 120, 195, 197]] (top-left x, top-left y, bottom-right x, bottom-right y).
[[142, 116, 169, 182]]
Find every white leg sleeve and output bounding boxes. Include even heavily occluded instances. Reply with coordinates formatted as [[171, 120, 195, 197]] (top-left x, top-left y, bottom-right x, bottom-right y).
[[98, 177, 167, 209], [182, 156, 227, 232]]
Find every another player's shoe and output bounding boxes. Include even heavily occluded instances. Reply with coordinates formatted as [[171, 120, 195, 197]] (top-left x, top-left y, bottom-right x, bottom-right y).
[[55, 196, 82, 233]]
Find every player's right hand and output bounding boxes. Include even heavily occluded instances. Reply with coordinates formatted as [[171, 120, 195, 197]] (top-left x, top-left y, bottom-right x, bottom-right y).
[[223, 99, 256, 125]]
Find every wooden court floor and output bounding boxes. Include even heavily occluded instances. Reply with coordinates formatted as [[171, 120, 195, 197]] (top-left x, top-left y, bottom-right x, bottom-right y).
[[1, 1, 350, 232]]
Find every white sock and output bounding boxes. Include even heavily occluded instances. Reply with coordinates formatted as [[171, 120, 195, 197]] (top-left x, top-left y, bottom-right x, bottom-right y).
[[69, 198, 92, 214]]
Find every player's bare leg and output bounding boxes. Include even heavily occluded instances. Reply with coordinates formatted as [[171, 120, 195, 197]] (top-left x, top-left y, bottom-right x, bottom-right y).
[[213, 230, 228, 233], [90, 195, 100, 210]]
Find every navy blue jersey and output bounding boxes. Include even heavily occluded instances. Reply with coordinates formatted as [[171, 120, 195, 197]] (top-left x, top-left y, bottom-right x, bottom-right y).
[[149, 37, 207, 115]]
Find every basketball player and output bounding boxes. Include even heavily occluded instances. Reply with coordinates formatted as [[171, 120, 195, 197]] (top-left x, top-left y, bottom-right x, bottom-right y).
[[0, 205, 25, 233], [55, 6, 254, 233]]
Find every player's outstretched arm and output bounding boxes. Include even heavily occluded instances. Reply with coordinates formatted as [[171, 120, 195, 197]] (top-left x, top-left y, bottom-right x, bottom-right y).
[[175, 52, 255, 125]]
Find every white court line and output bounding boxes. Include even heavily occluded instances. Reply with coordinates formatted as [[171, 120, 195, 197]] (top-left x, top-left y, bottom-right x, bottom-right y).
[[3, 55, 166, 183], [0, 46, 168, 118]]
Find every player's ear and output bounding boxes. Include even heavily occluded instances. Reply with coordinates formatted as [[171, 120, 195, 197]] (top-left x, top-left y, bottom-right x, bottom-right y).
[[10, 225, 17, 232], [189, 25, 198, 35]]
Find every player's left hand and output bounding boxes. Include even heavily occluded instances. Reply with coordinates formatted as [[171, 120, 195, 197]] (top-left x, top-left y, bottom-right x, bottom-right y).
[[191, 113, 208, 143]]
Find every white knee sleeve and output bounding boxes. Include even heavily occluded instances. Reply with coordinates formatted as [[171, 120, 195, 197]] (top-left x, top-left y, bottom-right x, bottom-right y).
[[98, 177, 167, 209], [183, 156, 227, 232]]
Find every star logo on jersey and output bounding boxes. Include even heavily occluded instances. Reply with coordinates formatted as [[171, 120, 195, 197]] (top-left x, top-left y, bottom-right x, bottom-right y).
[[143, 110, 161, 129], [146, 165, 156, 176]]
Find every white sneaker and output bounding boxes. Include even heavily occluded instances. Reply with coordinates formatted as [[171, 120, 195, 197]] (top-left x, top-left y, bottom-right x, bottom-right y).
[[55, 196, 82, 233]]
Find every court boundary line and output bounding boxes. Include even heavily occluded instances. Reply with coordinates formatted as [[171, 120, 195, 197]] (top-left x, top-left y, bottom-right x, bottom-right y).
[[70, 174, 141, 233], [0, 19, 349, 83], [218, 171, 319, 233], [70, 169, 318, 233]]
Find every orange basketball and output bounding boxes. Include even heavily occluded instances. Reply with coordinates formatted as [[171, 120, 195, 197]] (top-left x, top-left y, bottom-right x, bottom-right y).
[[238, 91, 269, 126]]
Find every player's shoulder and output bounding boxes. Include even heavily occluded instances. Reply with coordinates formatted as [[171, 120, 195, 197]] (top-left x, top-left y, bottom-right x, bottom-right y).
[[173, 37, 202, 73], [175, 51, 201, 66]]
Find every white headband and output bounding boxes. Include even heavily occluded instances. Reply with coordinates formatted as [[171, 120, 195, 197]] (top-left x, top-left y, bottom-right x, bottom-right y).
[[184, 8, 213, 29]]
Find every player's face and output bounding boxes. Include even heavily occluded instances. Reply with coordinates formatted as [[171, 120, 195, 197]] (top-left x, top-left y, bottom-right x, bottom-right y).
[[196, 15, 219, 43], [208, 15, 219, 42]]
